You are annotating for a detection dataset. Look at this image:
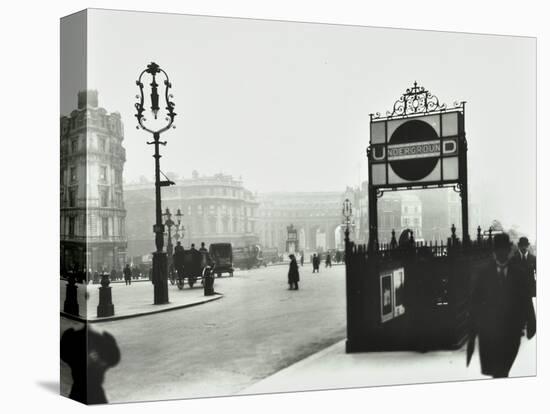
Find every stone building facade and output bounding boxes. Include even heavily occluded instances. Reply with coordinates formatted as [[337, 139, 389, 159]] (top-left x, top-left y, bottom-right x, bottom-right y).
[[377, 192, 422, 243], [124, 172, 259, 258], [400, 194, 422, 240], [60, 90, 127, 273], [377, 192, 402, 244], [256, 191, 352, 252]]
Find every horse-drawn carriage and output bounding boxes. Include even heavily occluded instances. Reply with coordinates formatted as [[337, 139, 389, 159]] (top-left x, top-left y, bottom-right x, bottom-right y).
[[172, 248, 213, 289]]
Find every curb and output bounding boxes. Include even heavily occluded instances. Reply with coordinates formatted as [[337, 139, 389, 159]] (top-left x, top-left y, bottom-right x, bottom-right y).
[[60, 293, 223, 323]]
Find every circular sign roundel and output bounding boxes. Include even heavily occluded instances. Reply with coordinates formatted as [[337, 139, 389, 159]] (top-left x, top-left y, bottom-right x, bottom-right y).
[[389, 120, 439, 181]]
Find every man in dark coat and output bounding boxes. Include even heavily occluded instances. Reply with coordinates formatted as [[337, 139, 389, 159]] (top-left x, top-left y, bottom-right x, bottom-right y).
[[312, 253, 320, 273], [288, 254, 300, 290], [467, 233, 536, 378], [325, 253, 332, 268], [512, 237, 536, 298], [123, 264, 132, 285], [173, 242, 185, 282]]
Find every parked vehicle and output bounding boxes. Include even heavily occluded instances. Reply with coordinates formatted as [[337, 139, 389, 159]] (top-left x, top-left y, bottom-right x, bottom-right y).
[[233, 244, 265, 270], [209, 243, 234, 277], [262, 247, 282, 265]]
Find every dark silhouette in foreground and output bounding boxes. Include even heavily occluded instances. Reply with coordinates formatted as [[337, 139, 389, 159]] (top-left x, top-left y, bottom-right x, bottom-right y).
[[61, 325, 120, 404], [467, 233, 536, 378]]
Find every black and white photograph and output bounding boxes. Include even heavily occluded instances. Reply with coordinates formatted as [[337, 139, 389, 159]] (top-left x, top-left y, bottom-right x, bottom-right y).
[[3, 1, 549, 413], [57, 8, 537, 404]]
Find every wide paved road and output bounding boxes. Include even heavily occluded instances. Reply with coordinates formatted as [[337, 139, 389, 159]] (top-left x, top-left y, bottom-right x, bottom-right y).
[[61, 264, 346, 403]]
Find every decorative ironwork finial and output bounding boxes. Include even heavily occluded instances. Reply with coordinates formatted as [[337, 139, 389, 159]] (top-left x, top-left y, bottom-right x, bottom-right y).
[[390, 229, 397, 249], [135, 61, 177, 134], [342, 198, 353, 224], [385, 81, 447, 118]]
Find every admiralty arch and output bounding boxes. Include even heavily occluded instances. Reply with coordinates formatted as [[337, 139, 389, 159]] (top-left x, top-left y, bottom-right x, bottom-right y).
[[256, 191, 359, 252]]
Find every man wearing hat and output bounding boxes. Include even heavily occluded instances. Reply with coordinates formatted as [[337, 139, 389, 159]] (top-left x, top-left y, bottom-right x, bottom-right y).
[[513, 237, 536, 298], [287, 254, 300, 290], [467, 232, 536, 378]]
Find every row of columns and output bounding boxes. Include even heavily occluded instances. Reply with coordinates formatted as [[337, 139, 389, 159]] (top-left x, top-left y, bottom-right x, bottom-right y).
[[185, 214, 252, 238], [260, 222, 342, 251]]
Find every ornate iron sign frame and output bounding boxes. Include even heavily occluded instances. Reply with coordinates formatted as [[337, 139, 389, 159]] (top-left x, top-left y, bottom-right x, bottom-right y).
[[366, 82, 469, 250]]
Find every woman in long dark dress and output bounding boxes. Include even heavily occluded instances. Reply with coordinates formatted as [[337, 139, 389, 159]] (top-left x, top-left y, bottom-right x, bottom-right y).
[[288, 254, 300, 290]]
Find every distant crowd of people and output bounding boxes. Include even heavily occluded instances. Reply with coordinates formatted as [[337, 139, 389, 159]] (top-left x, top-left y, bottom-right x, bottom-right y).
[[286, 250, 343, 289], [61, 265, 151, 286]]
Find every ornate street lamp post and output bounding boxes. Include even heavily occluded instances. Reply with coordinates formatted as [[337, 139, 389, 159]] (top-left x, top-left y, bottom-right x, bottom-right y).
[[342, 198, 353, 257], [173, 208, 184, 243], [164, 207, 183, 262], [163, 208, 175, 258], [342, 198, 353, 241], [135, 62, 177, 305]]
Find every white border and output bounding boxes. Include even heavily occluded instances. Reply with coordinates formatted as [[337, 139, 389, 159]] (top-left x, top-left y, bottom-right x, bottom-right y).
[[1, 1, 546, 414]]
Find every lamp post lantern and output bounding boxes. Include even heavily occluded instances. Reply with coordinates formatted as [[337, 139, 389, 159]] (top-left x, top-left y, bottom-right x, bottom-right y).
[[342, 198, 354, 261], [163, 208, 175, 259], [342, 198, 353, 242], [173, 208, 184, 243], [135, 62, 177, 305], [164, 207, 183, 264]]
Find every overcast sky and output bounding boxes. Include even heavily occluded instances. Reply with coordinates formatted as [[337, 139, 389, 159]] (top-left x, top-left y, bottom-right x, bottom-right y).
[[61, 9, 536, 237]]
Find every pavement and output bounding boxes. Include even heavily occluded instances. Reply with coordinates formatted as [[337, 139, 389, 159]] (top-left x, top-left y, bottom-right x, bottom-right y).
[[60, 265, 348, 402], [240, 323, 537, 395], [60, 265, 536, 402], [60, 278, 222, 322]]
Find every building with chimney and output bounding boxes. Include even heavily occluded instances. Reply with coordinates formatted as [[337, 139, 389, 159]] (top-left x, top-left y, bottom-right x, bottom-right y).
[[60, 90, 127, 273]]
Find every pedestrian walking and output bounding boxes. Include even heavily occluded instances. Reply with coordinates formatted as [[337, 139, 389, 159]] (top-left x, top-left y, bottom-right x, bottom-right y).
[[123, 264, 132, 286], [300, 253, 304, 267], [312, 253, 320, 273], [174, 242, 185, 283], [467, 233, 536, 378], [511, 237, 536, 298], [110, 267, 117, 283], [325, 253, 332, 268], [287, 254, 300, 290]]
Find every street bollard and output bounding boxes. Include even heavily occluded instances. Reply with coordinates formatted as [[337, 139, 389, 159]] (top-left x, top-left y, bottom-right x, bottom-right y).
[[203, 266, 215, 296], [97, 272, 115, 317], [63, 271, 79, 316]]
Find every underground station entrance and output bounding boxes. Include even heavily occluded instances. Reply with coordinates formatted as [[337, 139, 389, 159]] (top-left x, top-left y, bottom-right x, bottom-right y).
[[345, 83, 493, 353]]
